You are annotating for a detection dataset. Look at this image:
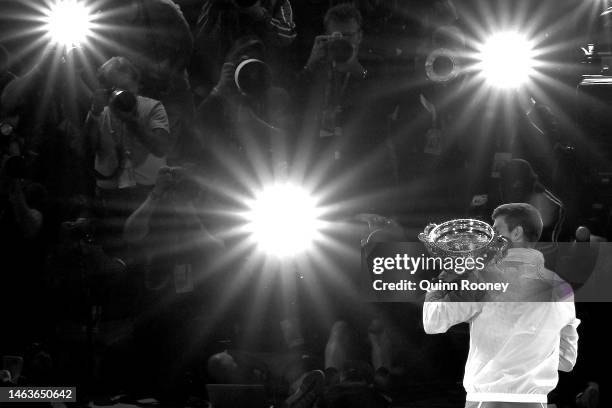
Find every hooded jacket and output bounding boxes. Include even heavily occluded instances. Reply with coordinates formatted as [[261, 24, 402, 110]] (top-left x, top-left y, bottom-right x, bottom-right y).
[[423, 247, 580, 403]]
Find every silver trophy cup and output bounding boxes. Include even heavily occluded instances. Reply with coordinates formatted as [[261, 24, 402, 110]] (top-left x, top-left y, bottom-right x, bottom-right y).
[[418, 219, 509, 274]]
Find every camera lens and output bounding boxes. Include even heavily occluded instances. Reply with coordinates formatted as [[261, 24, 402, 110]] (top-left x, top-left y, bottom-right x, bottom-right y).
[[328, 37, 353, 64], [109, 89, 137, 113], [432, 55, 454, 77], [234, 59, 271, 96]]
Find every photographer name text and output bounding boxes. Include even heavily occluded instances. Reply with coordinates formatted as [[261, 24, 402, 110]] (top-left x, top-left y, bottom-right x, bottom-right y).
[[372, 279, 510, 293]]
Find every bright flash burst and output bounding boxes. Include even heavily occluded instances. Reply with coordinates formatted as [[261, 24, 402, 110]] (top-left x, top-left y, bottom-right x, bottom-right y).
[[245, 183, 323, 258], [478, 31, 536, 89], [44, 0, 93, 48]]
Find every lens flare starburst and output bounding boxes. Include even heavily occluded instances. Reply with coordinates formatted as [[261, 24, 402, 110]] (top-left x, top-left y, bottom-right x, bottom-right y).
[[478, 31, 536, 89], [245, 183, 322, 258], [44, 0, 93, 48]]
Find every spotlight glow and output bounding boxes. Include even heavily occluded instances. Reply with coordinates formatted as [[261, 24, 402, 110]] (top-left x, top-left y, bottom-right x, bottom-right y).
[[45, 0, 93, 47], [245, 184, 322, 257], [478, 32, 535, 89]]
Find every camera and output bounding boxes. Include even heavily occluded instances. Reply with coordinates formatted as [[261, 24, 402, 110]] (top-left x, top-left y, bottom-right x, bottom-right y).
[[327, 32, 354, 64], [234, 58, 271, 96], [108, 89, 137, 113]]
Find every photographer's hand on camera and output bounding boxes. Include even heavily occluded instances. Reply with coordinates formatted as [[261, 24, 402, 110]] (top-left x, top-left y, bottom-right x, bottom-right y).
[[212, 62, 239, 99], [90, 89, 109, 117], [111, 104, 169, 159], [1, 46, 63, 114], [305, 35, 330, 72], [123, 166, 173, 243]]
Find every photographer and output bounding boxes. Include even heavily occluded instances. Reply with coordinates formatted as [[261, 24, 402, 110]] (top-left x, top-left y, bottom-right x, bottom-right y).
[[1, 45, 93, 200], [195, 36, 294, 173], [297, 3, 396, 212], [97, 0, 195, 163], [123, 165, 223, 401], [192, 0, 296, 92], [87, 56, 172, 253], [298, 3, 368, 134]]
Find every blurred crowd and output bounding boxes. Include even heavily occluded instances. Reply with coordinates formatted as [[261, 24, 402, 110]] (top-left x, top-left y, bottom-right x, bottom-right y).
[[0, 0, 417, 401]]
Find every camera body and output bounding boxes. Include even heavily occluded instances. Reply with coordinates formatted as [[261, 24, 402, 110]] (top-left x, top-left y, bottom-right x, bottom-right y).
[[326, 32, 354, 64], [108, 89, 137, 113], [234, 58, 271, 96]]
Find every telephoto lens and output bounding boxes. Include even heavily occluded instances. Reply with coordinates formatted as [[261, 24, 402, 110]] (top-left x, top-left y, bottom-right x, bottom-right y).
[[234, 59, 272, 96], [109, 89, 137, 113]]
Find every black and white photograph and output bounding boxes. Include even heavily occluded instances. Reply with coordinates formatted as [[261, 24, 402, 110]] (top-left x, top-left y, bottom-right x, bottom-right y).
[[0, 0, 610, 407]]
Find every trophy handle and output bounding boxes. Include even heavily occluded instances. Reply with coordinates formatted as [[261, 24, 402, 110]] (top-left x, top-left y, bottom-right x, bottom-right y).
[[418, 223, 437, 243]]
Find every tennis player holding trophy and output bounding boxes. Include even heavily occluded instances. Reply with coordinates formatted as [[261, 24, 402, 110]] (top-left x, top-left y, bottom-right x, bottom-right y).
[[420, 203, 579, 408]]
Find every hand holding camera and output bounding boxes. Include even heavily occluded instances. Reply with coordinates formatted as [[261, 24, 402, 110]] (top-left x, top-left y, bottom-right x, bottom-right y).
[[214, 62, 239, 97], [215, 58, 271, 99], [305, 35, 332, 71], [90, 88, 138, 123], [109, 89, 138, 124], [306, 32, 355, 71], [90, 89, 109, 116]]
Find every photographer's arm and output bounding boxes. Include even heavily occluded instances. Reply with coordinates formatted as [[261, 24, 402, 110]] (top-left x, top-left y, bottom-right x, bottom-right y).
[[178, 201, 225, 251], [123, 193, 158, 244], [127, 123, 171, 158], [83, 89, 108, 157], [194, 62, 236, 140], [124, 168, 172, 243], [1, 69, 39, 115], [122, 102, 173, 158], [1, 47, 60, 115]]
